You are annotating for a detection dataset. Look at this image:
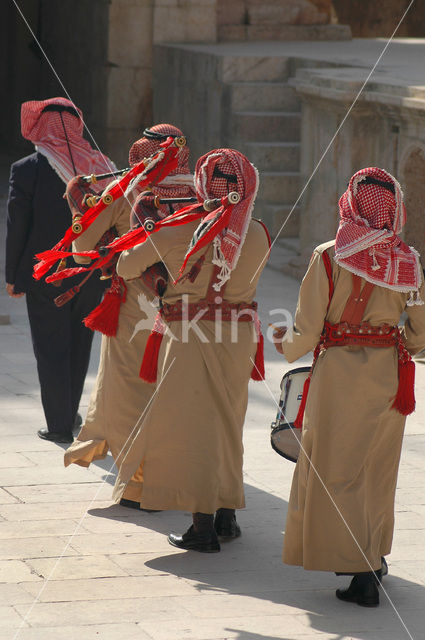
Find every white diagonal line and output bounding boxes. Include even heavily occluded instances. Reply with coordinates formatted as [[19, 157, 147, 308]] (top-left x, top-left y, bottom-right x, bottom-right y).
[[250, 356, 415, 640], [250, 0, 416, 284], [12, 357, 176, 639]]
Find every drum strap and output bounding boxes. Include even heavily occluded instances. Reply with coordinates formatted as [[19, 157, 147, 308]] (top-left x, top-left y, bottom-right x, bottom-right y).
[[340, 274, 375, 324]]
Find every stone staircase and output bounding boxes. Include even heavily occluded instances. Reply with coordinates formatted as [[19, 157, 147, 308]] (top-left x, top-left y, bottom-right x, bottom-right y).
[[222, 58, 301, 238]]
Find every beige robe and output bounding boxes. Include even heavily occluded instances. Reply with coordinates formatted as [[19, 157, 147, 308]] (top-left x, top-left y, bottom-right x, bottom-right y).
[[112, 218, 270, 513], [282, 240, 425, 573], [64, 196, 155, 484]]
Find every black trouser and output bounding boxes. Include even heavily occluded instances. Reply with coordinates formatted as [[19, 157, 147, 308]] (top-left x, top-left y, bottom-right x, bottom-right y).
[[26, 275, 104, 434]]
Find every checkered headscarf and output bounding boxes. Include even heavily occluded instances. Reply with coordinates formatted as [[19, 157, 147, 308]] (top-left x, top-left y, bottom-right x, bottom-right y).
[[335, 167, 422, 298], [182, 148, 259, 290], [128, 124, 194, 217], [21, 97, 115, 184]]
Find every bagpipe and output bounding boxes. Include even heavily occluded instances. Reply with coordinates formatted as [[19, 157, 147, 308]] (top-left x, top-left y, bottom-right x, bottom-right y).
[[40, 189, 242, 287], [32, 136, 187, 335], [33, 135, 186, 281]]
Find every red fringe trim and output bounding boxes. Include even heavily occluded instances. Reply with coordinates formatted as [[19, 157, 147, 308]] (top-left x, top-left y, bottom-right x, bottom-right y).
[[84, 279, 126, 337], [251, 332, 265, 381], [392, 358, 415, 416], [294, 375, 311, 429], [139, 331, 164, 383]]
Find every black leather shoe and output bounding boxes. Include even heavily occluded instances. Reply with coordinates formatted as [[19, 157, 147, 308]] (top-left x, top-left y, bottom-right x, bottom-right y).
[[120, 498, 141, 510], [37, 428, 73, 444], [168, 525, 220, 553], [73, 413, 83, 432], [119, 498, 161, 513], [336, 574, 379, 607], [214, 513, 241, 541]]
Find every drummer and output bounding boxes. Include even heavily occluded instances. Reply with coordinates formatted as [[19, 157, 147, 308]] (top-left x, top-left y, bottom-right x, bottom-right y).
[[273, 168, 425, 607]]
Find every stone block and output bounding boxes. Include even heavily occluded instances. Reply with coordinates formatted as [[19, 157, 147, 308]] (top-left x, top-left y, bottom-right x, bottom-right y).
[[231, 111, 301, 143], [221, 56, 289, 83], [0, 465, 99, 487], [26, 555, 127, 581], [15, 597, 188, 627], [7, 482, 113, 504], [248, 0, 328, 26], [22, 575, 196, 603], [153, 5, 216, 43], [217, 0, 245, 26], [0, 605, 29, 629], [14, 624, 150, 640], [217, 24, 247, 41], [107, 67, 152, 129], [70, 531, 173, 555], [0, 453, 34, 469], [0, 519, 84, 540], [244, 141, 300, 172], [0, 559, 41, 583], [231, 82, 300, 112], [256, 201, 300, 237], [243, 23, 351, 40], [108, 4, 153, 67], [0, 536, 79, 560], [0, 583, 33, 605], [257, 171, 301, 203]]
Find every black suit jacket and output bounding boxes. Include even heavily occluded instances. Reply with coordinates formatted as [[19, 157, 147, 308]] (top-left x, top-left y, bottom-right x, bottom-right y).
[[6, 152, 76, 293]]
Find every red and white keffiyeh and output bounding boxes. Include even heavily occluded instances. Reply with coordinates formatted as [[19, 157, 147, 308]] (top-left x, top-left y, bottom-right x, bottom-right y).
[[21, 97, 115, 184], [128, 123, 194, 217], [187, 148, 259, 290], [335, 167, 423, 303]]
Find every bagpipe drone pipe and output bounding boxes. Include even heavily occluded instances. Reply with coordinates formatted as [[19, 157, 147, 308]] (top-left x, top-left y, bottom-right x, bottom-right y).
[[32, 136, 187, 336]]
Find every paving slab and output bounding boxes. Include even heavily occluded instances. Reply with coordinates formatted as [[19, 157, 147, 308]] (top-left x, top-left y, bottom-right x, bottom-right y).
[[1, 184, 425, 639]]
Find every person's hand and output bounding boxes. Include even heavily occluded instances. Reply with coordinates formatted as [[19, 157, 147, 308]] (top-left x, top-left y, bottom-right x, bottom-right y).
[[6, 283, 25, 298], [272, 326, 287, 355]]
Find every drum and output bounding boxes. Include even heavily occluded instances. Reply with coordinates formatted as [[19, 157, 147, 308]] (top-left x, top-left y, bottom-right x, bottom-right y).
[[270, 366, 311, 462]]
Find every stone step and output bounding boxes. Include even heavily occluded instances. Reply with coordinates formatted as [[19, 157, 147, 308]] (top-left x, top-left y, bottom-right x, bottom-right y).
[[257, 171, 300, 204], [244, 141, 300, 172], [231, 111, 301, 143], [256, 202, 300, 238], [219, 24, 351, 42], [220, 56, 290, 83], [230, 82, 300, 112]]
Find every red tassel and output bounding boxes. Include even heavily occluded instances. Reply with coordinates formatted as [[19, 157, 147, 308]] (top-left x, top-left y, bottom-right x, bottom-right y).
[[54, 286, 80, 307], [251, 332, 265, 381], [294, 375, 311, 429], [139, 331, 164, 383], [84, 279, 126, 337], [392, 359, 416, 416]]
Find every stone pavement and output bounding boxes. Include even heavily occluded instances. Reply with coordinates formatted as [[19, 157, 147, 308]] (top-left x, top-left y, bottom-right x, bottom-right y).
[[0, 184, 425, 639]]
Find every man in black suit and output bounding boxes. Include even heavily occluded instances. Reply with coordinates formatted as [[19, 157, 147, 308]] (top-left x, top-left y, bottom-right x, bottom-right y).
[[6, 98, 114, 443]]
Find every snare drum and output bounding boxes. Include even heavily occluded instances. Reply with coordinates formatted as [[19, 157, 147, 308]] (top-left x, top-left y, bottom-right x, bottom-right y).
[[270, 366, 311, 462]]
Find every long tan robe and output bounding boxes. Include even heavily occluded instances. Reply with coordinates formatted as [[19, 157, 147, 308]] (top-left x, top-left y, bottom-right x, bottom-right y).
[[64, 196, 155, 483], [282, 240, 425, 573], [112, 218, 270, 513]]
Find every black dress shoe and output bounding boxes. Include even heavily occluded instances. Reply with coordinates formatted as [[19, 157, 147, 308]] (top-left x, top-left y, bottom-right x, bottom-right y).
[[37, 428, 74, 444], [168, 525, 220, 553], [336, 573, 379, 607], [119, 498, 161, 513], [73, 413, 83, 432], [120, 498, 141, 510], [214, 513, 241, 541]]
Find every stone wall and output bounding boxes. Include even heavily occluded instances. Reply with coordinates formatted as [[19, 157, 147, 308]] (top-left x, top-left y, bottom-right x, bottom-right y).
[[1, 0, 217, 166], [217, 0, 350, 41], [291, 66, 425, 270]]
